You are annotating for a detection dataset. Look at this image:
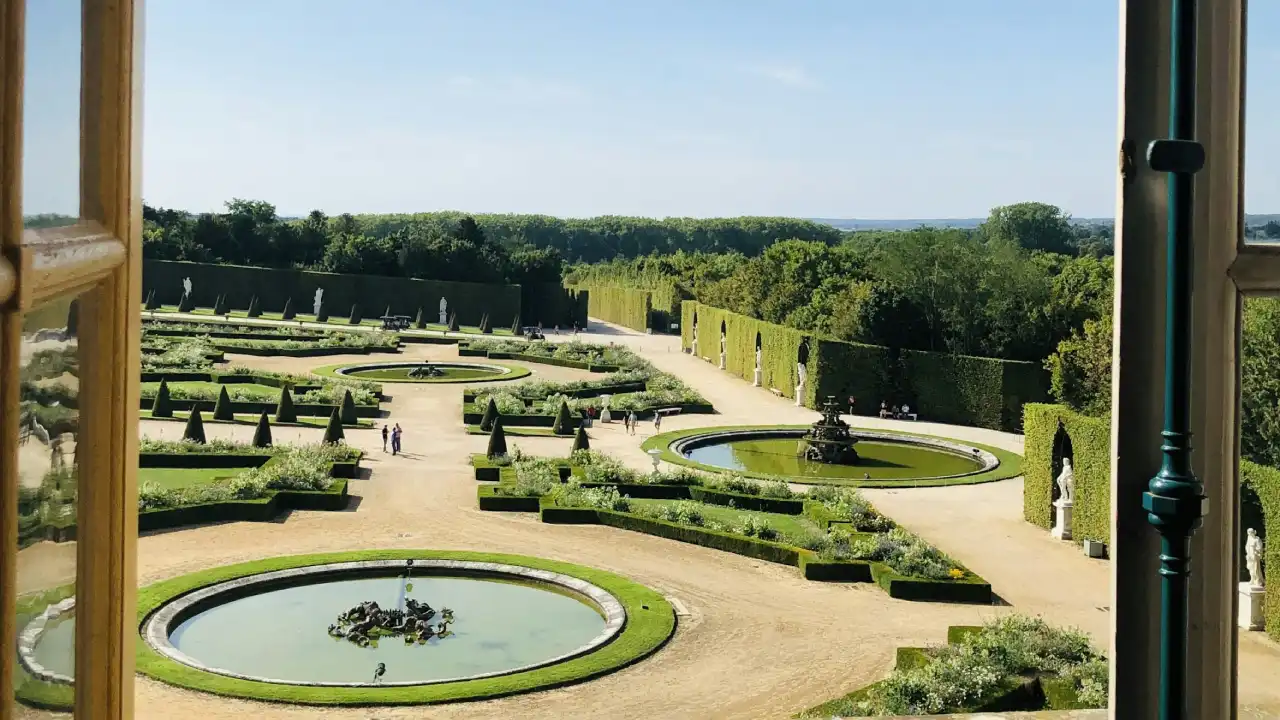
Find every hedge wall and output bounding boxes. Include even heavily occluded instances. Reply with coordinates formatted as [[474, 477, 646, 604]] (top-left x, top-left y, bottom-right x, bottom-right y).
[[1022, 403, 1111, 545], [681, 300, 1047, 430], [143, 259, 520, 327], [1242, 460, 1280, 642], [682, 301, 815, 404], [521, 283, 588, 327], [576, 285, 653, 332]]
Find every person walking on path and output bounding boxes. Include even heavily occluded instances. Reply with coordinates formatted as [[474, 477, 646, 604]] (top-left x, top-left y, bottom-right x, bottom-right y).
[[381, 424, 389, 452], [653, 412, 662, 433], [391, 424, 402, 455], [623, 413, 631, 434], [628, 411, 638, 435]]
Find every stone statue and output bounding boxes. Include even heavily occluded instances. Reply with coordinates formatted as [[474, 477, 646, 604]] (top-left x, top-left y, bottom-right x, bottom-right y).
[[1245, 527, 1265, 589], [1055, 458, 1075, 504], [439, 297, 448, 324], [794, 362, 807, 407], [720, 334, 726, 353], [182, 277, 192, 298], [755, 346, 762, 371], [313, 288, 324, 316]]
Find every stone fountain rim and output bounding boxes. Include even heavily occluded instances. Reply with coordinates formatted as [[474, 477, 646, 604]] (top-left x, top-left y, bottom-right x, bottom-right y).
[[318, 360, 530, 384], [668, 426, 1000, 482], [140, 559, 628, 688]]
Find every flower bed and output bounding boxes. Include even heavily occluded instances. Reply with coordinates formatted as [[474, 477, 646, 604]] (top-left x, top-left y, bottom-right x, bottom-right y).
[[140, 368, 383, 419], [797, 616, 1108, 717], [473, 451, 991, 602]]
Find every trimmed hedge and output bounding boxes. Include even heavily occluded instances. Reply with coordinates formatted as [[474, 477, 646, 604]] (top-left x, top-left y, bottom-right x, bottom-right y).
[[681, 300, 1048, 431], [1022, 403, 1111, 545], [521, 283, 589, 327], [458, 344, 620, 372], [1242, 460, 1280, 642], [143, 259, 521, 327], [139, 480, 350, 531], [576, 285, 653, 331], [212, 342, 400, 357]]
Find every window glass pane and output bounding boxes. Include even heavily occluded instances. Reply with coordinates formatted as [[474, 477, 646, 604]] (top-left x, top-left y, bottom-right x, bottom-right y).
[[1245, 4, 1280, 243], [11, 296, 81, 716], [22, 0, 81, 229]]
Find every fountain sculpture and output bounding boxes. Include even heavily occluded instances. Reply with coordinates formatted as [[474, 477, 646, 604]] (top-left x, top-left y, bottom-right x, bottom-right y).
[[407, 363, 445, 378], [328, 597, 454, 647], [800, 396, 860, 464]]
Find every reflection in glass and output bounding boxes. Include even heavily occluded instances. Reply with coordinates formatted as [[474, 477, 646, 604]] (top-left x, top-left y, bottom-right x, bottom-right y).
[[21, 0, 81, 227], [1244, 5, 1280, 242], [12, 297, 81, 716]]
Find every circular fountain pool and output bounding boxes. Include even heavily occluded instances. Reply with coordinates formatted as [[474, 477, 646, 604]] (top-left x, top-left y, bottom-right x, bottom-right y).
[[136, 553, 675, 705], [648, 426, 1015, 488], [316, 361, 530, 384]]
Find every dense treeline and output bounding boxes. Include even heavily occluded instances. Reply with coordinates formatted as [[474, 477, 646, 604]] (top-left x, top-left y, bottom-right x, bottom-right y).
[[142, 200, 847, 285], [568, 203, 1114, 364]]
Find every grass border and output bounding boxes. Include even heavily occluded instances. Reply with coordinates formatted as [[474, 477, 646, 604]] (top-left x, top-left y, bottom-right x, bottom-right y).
[[310, 361, 532, 384], [641, 424, 1024, 488], [134, 549, 675, 706], [465, 424, 562, 437]]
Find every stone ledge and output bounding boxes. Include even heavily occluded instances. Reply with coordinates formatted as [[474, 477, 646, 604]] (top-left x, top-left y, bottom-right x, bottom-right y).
[[141, 559, 627, 688], [17, 597, 76, 686]]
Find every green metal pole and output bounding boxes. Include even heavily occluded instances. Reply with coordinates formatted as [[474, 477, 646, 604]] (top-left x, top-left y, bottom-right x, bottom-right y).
[[1142, 0, 1206, 718]]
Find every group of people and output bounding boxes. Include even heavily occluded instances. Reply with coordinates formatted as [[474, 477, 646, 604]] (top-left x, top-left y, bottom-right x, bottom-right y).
[[621, 410, 660, 435], [381, 423, 404, 455]]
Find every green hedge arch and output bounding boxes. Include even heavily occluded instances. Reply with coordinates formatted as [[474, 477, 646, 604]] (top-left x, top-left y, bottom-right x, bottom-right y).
[[1021, 404, 1110, 545], [310, 361, 532, 384], [641, 424, 1023, 489], [135, 549, 675, 706]]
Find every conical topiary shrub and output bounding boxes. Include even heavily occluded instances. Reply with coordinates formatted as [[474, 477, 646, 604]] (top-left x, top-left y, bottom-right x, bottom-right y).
[[281, 297, 294, 320], [349, 304, 362, 325], [339, 389, 358, 425], [572, 425, 590, 452], [213, 294, 228, 315], [480, 397, 499, 432], [511, 316, 521, 335], [252, 411, 273, 448], [151, 379, 174, 418], [177, 291, 195, 312], [448, 312, 459, 332], [316, 302, 329, 323], [143, 289, 158, 310], [486, 417, 508, 458], [479, 313, 491, 334], [213, 386, 234, 421], [65, 300, 79, 338], [183, 408, 207, 443], [384, 305, 392, 320], [275, 386, 297, 423], [247, 295, 262, 318], [414, 307, 426, 329], [552, 400, 574, 435], [322, 407, 345, 444]]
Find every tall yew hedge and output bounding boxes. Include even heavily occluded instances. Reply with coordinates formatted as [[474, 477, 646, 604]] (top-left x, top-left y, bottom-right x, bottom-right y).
[[1021, 403, 1111, 545], [576, 285, 653, 331], [1241, 460, 1280, 642], [682, 301, 1046, 430]]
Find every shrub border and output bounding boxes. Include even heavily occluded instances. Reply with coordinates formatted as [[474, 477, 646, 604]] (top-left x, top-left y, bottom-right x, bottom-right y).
[[311, 360, 531, 384], [641, 425, 1024, 488], [134, 550, 676, 705]]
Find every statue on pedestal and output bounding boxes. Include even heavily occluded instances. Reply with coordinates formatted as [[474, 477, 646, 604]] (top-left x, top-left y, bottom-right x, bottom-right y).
[[1055, 458, 1075, 504], [182, 277, 192, 298], [1246, 527, 1265, 590], [313, 288, 324, 316], [719, 333, 727, 369], [438, 297, 449, 324]]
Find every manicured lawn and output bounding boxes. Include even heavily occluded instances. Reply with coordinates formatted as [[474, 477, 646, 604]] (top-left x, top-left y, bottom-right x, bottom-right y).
[[464, 424, 561, 437], [141, 380, 282, 400], [137, 467, 245, 490], [627, 498, 818, 538]]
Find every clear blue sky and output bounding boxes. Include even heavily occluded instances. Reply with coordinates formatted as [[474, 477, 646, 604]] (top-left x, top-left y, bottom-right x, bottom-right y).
[[22, 1, 1280, 219]]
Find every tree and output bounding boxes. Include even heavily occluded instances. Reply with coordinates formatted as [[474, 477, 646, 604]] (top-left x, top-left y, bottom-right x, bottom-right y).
[[981, 202, 1076, 255], [480, 397, 499, 432], [151, 379, 174, 418], [213, 294, 228, 315], [213, 386, 235, 421], [572, 426, 590, 452], [339, 389, 358, 425], [275, 386, 297, 423], [349, 304, 362, 325], [1264, 220, 1280, 239], [1044, 312, 1112, 417], [322, 407, 345, 444], [486, 417, 508, 458], [252, 411, 273, 448], [552, 400, 574, 435], [281, 297, 295, 320], [183, 408, 207, 443], [247, 295, 262, 318]]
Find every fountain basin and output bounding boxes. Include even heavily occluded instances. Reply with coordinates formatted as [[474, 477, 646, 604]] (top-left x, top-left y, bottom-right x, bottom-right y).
[[135, 552, 675, 705], [314, 361, 531, 384], [647, 425, 1016, 488]]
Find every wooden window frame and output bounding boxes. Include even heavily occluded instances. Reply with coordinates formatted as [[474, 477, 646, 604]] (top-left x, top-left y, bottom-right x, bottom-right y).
[[0, 1, 142, 719]]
